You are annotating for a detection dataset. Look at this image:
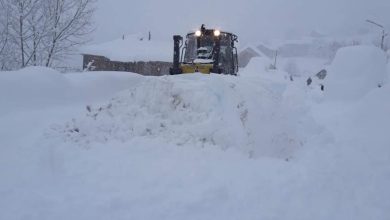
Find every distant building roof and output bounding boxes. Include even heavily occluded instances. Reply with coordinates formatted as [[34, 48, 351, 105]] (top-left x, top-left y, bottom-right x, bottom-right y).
[[81, 34, 172, 62], [239, 44, 268, 57], [238, 44, 270, 68]]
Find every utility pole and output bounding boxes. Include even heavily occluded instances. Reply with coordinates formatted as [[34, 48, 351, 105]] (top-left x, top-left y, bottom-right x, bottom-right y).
[[366, 19, 388, 51], [381, 29, 388, 50], [272, 50, 278, 69]]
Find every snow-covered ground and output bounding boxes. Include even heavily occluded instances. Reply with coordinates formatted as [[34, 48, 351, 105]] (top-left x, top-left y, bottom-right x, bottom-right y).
[[0, 46, 389, 220]]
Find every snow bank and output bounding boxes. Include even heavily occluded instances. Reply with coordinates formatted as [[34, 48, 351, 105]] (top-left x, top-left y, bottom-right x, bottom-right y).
[[346, 84, 390, 142], [0, 67, 146, 115], [50, 73, 314, 159], [0, 67, 73, 115], [325, 46, 387, 101], [306, 83, 390, 220], [0, 66, 70, 96], [82, 35, 172, 62]]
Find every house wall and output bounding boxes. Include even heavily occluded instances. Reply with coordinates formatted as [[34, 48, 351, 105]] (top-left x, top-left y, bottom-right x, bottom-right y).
[[238, 48, 261, 68], [83, 54, 172, 76], [256, 44, 276, 58]]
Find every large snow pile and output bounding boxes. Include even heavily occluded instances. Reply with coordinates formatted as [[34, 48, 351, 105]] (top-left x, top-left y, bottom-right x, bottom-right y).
[[50, 72, 314, 159], [82, 34, 172, 62], [324, 46, 387, 101]]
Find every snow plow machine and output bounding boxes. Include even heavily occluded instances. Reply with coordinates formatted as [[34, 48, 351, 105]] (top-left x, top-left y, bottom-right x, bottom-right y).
[[169, 25, 239, 75]]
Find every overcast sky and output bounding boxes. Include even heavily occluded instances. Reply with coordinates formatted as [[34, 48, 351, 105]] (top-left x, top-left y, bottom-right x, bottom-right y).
[[93, 0, 390, 44]]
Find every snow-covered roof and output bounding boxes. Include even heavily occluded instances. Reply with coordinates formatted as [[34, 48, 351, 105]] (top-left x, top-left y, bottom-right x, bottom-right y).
[[81, 34, 172, 62], [239, 44, 268, 57]]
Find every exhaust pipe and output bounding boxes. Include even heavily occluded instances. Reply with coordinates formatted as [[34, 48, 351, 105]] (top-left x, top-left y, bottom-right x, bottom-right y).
[[170, 35, 183, 75]]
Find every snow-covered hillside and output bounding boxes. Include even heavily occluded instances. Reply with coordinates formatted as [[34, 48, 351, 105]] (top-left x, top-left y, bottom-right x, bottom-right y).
[[0, 45, 389, 220]]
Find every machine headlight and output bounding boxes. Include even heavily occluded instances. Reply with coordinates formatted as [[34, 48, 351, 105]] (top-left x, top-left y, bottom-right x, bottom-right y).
[[214, 30, 221, 37], [195, 30, 202, 37]]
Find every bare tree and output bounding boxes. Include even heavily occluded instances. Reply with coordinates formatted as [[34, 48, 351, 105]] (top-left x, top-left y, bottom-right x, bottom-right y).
[[5, 0, 42, 67], [25, 2, 48, 66], [0, 0, 95, 70], [43, 0, 95, 67], [0, 0, 11, 69], [0, 1, 8, 52]]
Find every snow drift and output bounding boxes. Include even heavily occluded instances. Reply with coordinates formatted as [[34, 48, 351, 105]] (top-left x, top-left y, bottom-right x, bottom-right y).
[[0, 67, 73, 115], [325, 46, 387, 101]]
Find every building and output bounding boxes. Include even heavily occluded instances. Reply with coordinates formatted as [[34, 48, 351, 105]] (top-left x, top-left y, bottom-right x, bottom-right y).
[[238, 44, 272, 68], [82, 35, 173, 76]]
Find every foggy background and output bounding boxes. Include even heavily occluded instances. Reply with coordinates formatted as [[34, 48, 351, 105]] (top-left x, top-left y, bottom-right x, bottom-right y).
[[93, 0, 390, 44]]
